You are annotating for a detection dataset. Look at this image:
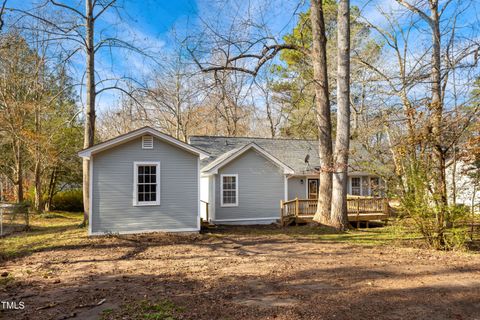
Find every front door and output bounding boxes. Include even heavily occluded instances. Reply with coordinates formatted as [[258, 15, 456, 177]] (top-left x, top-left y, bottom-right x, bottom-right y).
[[307, 179, 319, 199]]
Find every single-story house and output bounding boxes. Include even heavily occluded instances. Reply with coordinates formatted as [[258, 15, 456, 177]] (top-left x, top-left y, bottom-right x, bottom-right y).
[[190, 136, 385, 225], [78, 126, 209, 235]]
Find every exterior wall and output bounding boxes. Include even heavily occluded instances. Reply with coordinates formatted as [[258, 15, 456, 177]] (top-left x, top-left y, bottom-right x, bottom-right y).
[[91, 136, 199, 234], [447, 160, 480, 209], [286, 175, 384, 199], [288, 177, 307, 199], [214, 149, 284, 223]]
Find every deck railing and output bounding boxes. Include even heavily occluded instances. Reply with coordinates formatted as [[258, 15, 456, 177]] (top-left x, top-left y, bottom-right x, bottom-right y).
[[281, 197, 389, 221]]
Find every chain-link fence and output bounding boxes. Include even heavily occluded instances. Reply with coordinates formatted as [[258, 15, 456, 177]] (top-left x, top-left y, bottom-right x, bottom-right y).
[[0, 203, 29, 236]]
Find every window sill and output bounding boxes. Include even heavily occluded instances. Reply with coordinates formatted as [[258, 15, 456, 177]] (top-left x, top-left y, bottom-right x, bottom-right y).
[[220, 204, 238, 207], [133, 202, 160, 207]]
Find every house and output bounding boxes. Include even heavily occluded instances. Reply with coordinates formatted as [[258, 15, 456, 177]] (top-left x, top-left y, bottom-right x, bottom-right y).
[[190, 136, 385, 225], [78, 127, 209, 235], [446, 160, 480, 212]]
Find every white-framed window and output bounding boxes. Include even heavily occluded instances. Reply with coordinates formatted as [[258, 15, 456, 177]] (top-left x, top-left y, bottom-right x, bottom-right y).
[[142, 135, 153, 149], [221, 174, 238, 207], [351, 177, 361, 196], [133, 161, 160, 206]]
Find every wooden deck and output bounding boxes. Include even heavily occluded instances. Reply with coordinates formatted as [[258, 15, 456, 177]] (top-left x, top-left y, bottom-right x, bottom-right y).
[[280, 197, 390, 228]]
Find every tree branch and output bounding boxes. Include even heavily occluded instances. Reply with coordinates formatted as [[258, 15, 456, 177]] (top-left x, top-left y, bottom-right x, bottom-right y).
[[0, 0, 7, 32], [396, 0, 433, 26], [49, 0, 86, 19], [189, 43, 307, 77], [93, 0, 116, 20]]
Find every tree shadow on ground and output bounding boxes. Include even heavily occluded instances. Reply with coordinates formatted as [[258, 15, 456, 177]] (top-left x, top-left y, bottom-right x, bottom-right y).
[[2, 262, 479, 320]]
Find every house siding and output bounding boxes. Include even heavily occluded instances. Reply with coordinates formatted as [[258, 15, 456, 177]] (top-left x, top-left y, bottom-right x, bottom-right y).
[[91, 136, 198, 234], [214, 149, 284, 223], [288, 177, 306, 199]]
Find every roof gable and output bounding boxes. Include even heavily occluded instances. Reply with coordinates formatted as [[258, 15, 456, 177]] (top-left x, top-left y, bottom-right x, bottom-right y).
[[78, 127, 209, 159], [202, 142, 294, 174]]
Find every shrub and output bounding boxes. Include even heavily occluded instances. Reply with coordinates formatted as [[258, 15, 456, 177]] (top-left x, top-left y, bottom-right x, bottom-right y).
[[51, 189, 83, 212]]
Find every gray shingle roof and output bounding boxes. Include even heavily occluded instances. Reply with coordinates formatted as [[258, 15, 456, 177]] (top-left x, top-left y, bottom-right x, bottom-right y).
[[190, 135, 375, 175], [190, 136, 321, 174]]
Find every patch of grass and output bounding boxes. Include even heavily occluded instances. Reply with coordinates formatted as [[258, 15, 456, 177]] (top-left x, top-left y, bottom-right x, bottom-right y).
[[0, 212, 87, 260], [101, 299, 184, 320], [100, 308, 114, 319], [206, 221, 423, 246], [0, 273, 15, 288]]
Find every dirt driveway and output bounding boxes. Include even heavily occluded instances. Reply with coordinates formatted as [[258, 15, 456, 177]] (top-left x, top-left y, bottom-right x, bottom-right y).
[[1, 226, 480, 320]]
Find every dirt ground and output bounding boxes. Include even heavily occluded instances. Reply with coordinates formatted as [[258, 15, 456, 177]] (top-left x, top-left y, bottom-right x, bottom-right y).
[[1, 226, 480, 320]]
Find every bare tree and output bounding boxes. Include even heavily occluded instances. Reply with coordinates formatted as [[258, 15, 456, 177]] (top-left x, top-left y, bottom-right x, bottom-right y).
[[11, 0, 152, 225]]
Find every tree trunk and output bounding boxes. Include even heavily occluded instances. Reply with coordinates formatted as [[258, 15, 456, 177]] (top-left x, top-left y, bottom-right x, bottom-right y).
[[331, 0, 350, 230], [14, 141, 24, 203], [82, 0, 96, 226], [45, 167, 57, 212], [310, 0, 333, 224], [429, 0, 448, 223], [33, 106, 43, 213], [33, 159, 43, 212]]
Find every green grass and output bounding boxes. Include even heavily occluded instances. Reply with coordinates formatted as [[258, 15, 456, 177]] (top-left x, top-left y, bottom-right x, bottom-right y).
[[0, 211, 87, 260], [205, 222, 423, 246], [0, 211, 424, 262]]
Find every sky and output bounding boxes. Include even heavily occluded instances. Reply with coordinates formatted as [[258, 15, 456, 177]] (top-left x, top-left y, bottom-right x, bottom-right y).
[[6, 0, 480, 112]]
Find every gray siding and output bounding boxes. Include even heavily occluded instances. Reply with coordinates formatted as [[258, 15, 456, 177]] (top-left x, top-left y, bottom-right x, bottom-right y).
[[288, 177, 306, 199], [91, 137, 198, 234], [214, 149, 284, 221]]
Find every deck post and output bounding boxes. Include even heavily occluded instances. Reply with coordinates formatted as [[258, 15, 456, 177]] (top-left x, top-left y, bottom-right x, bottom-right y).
[[280, 200, 284, 225], [356, 200, 360, 229], [295, 197, 299, 217], [206, 202, 209, 222]]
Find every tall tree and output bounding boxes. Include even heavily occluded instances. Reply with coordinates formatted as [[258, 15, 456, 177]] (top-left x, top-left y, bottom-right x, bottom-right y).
[[310, 0, 333, 224], [11, 0, 149, 225], [330, 0, 350, 229], [396, 0, 449, 244]]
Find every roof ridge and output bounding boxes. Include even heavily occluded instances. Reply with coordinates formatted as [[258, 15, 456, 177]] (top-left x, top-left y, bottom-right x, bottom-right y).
[[189, 135, 317, 142]]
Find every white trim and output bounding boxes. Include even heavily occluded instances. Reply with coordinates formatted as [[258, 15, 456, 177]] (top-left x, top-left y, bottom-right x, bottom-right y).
[[220, 174, 238, 207], [133, 161, 160, 206], [213, 217, 279, 222], [305, 178, 308, 198], [90, 227, 200, 236], [203, 143, 294, 175], [211, 175, 216, 221], [78, 127, 209, 159], [142, 135, 153, 149], [88, 157, 93, 236], [284, 175, 289, 201], [197, 157, 201, 229]]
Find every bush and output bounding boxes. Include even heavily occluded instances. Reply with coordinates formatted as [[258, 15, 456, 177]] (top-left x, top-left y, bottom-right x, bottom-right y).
[[51, 189, 83, 212]]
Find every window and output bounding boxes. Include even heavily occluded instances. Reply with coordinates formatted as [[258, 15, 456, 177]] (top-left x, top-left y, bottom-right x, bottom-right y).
[[142, 135, 153, 149], [370, 177, 380, 196], [133, 162, 160, 206], [351, 177, 361, 196], [221, 174, 238, 207]]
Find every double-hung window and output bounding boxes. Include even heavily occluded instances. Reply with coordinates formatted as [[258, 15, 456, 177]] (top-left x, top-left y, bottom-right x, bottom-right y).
[[134, 162, 160, 206], [351, 177, 361, 196], [221, 174, 238, 207]]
